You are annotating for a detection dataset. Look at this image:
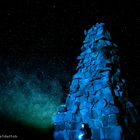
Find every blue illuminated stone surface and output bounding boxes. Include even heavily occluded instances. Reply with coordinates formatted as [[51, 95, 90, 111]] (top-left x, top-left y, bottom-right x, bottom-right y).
[[53, 23, 139, 140]]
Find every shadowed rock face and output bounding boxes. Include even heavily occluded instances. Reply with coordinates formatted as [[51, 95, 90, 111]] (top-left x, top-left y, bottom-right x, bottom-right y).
[[53, 23, 139, 140]]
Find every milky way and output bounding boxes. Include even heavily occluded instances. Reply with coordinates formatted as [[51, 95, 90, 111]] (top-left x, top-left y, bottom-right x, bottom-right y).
[[0, 68, 69, 131]]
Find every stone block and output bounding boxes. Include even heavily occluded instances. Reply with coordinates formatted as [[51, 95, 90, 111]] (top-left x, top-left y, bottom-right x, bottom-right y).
[[101, 87, 115, 104], [77, 55, 83, 60], [99, 127, 106, 139], [81, 114, 89, 124], [53, 131, 67, 140], [54, 130, 70, 140], [73, 72, 84, 79], [86, 48, 92, 54], [105, 40, 112, 46], [75, 96, 81, 102], [83, 37, 91, 43], [91, 128, 100, 140], [90, 52, 98, 58], [96, 22, 105, 28], [89, 119, 103, 128], [54, 123, 65, 131], [108, 114, 118, 126], [81, 44, 88, 51], [54, 112, 65, 123], [101, 86, 111, 94], [101, 70, 110, 76], [101, 75, 110, 83], [73, 91, 83, 98], [88, 27, 94, 34], [94, 79, 109, 89], [94, 83, 103, 91], [88, 86, 95, 95], [92, 92, 102, 101], [75, 96, 86, 103], [65, 122, 72, 130], [66, 97, 75, 110], [68, 130, 82, 140], [89, 109, 98, 119], [88, 95, 94, 103], [110, 126, 122, 140], [100, 127, 114, 139], [92, 107, 102, 116], [97, 27, 104, 35], [74, 113, 82, 122], [70, 79, 79, 92], [79, 78, 89, 87], [86, 102, 93, 108], [71, 104, 78, 114], [83, 89, 89, 97], [88, 109, 93, 119], [100, 126, 122, 140], [79, 100, 87, 109], [58, 105, 67, 113], [93, 79, 102, 85], [65, 111, 73, 121], [84, 70, 91, 78], [80, 108, 88, 116], [94, 99, 106, 110], [98, 39, 107, 48], [70, 122, 81, 130], [102, 105, 119, 116], [94, 34, 106, 42], [101, 116, 108, 127]]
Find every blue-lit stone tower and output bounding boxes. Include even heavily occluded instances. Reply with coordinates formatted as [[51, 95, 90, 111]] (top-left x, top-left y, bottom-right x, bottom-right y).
[[53, 23, 138, 140]]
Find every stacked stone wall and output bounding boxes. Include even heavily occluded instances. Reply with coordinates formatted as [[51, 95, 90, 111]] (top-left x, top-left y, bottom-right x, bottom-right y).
[[53, 23, 139, 140]]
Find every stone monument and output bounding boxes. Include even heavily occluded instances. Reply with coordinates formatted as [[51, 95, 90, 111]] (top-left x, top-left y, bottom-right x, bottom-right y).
[[53, 23, 139, 140]]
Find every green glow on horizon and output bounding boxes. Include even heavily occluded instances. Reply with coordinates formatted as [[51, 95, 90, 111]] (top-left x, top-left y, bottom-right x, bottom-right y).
[[0, 72, 64, 131]]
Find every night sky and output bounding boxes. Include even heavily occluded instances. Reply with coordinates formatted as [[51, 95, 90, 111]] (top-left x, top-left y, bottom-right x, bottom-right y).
[[0, 1, 140, 139]]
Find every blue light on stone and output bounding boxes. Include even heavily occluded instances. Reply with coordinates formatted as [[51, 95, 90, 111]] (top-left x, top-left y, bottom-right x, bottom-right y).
[[78, 133, 84, 140], [53, 23, 139, 140]]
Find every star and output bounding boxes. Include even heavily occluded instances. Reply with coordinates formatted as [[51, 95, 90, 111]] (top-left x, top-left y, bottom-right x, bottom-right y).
[[52, 5, 56, 9]]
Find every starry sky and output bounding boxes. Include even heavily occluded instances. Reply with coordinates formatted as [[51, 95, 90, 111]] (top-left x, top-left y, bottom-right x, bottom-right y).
[[0, 0, 140, 139]]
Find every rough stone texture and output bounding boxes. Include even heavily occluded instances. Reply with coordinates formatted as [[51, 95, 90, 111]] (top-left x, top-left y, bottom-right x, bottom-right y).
[[53, 23, 139, 140]]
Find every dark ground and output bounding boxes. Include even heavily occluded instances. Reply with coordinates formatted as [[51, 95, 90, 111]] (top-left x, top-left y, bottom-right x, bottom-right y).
[[0, 1, 140, 139]]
